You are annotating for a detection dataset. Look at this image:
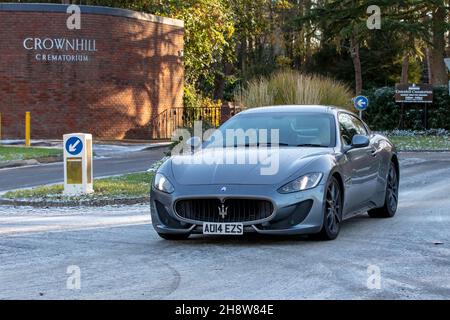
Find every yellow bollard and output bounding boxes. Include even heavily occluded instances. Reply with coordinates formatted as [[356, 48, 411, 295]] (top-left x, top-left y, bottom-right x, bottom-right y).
[[25, 112, 30, 147]]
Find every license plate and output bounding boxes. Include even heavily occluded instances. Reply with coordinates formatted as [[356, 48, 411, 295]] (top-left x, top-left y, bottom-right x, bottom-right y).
[[203, 222, 243, 235]]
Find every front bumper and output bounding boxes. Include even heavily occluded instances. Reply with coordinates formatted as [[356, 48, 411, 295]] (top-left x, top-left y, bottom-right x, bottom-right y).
[[150, 183, 326, 236]]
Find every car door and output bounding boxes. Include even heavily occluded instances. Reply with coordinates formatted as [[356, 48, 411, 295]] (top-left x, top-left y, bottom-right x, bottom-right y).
[[338, 113, 379, 214]]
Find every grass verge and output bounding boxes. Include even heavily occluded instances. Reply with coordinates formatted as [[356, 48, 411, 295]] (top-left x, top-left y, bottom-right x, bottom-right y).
[[4, 171, 154, 200], [388, 136, 450, 151], [0, 146, 62, 162]]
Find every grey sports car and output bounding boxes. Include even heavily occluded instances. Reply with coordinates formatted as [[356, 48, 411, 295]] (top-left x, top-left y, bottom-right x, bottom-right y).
[[151, 105, 399, 240]]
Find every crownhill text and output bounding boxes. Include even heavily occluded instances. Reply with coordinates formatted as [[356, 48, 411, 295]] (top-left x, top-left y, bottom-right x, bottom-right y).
[[23, 37, 97, 62]]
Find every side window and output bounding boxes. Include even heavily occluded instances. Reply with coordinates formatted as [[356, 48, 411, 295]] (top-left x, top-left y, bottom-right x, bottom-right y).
[[338, 113, 367, 146], [349, 115, 368, 136]]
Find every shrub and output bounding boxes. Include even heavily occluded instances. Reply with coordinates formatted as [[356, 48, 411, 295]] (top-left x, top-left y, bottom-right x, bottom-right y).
[[363, 86, 450, 131], [234, 70, 353, 109]]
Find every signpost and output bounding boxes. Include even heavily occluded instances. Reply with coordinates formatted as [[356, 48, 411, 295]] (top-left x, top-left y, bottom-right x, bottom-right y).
[[353, 95, 369, 119], [395, 83, 434, 129], [395, 83, 433, 104], [63, 133, 93, 195]]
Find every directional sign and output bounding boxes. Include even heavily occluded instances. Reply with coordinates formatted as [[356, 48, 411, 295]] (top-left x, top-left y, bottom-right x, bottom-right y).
[[354, 95, 369, 111], [65, 136, 83, 156]]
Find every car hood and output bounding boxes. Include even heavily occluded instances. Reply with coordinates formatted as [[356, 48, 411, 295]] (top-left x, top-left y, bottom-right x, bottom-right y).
[[170, 147, 332, 185]]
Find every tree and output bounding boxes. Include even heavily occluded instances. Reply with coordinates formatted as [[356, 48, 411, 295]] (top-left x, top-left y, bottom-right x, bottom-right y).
[[429, 2, 449, 85], [305, 0, 448, 93], [125, 0, 236, 91], [13, 0, 450, 97], [304, 0, 376, 94]]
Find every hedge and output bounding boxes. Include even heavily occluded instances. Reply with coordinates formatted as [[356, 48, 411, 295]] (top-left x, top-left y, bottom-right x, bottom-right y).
[[362, 86, 450, 131]]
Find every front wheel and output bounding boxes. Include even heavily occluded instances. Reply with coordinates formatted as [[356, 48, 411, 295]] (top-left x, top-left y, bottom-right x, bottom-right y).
[[368, 162, 399, 218], [316, 176, 343, 240], [157, 233, 190, 240]]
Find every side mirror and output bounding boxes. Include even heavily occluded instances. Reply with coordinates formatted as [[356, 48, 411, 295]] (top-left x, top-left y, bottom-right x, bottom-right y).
[[186, 136, 201, 152], [351, 135, 370, 148]]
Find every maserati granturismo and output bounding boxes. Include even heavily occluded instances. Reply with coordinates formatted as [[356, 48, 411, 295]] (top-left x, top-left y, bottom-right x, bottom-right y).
[[150, 105, 399, 240]]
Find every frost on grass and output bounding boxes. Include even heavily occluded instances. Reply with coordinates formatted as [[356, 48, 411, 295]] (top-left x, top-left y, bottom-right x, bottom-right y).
[[3, 172, 155, 201], [377, 130, 450, 151]]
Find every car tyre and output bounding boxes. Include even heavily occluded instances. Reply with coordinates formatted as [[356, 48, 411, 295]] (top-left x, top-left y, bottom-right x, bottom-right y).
[[315, 176, 342, 240], [157, 233, 190, 240], [368, 162, 399, 218]]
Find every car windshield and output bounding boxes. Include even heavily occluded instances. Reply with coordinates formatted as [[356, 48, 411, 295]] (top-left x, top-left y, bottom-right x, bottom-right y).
[[205, 112, 336, 148]]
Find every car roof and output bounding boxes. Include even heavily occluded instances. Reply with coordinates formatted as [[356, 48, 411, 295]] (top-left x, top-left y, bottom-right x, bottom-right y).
[[238, 105, 351, 115]]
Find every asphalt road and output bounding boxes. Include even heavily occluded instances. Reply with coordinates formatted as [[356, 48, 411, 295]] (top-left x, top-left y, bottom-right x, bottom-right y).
[[0, 147, 168, 192], [0, 152, 449, 299]]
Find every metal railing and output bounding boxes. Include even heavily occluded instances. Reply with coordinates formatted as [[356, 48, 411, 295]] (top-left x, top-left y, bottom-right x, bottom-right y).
[[150, 106, 242, 139]]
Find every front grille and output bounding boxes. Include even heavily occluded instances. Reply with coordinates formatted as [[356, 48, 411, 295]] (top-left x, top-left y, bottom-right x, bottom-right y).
[[175, 198, 274, 223]]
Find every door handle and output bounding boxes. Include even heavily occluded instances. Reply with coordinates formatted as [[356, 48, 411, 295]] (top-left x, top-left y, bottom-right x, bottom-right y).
[[370, 147, 380, 157]]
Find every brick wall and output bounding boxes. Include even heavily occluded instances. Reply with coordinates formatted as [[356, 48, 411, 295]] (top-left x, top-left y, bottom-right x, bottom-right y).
[[0, 5, 184, 140]]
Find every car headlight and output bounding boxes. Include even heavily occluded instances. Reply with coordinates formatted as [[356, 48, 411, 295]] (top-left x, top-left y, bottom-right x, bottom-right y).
[[153, 173, 175, 193], [278, 172, 323, 193]]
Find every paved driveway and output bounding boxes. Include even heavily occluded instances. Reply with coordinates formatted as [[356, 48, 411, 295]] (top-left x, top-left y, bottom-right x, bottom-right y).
[[0, 152, 449, 299]]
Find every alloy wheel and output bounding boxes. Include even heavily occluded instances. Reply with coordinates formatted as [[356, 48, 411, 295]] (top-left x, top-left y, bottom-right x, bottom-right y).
[[386, 165, 398, 212], [325, 180, 341, 234]]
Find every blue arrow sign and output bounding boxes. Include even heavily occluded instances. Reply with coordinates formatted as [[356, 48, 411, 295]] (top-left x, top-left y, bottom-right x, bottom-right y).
[[354, 95, 369, 111], [65, 137, 83, 156]]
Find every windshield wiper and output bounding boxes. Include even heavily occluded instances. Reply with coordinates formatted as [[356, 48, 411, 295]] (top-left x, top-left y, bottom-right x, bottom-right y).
[[296, 143, 327, 147], [232, 142, 290, 147]]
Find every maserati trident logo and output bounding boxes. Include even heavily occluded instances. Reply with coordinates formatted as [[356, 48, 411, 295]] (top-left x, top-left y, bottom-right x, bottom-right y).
[[218, 202, 229, 219]]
